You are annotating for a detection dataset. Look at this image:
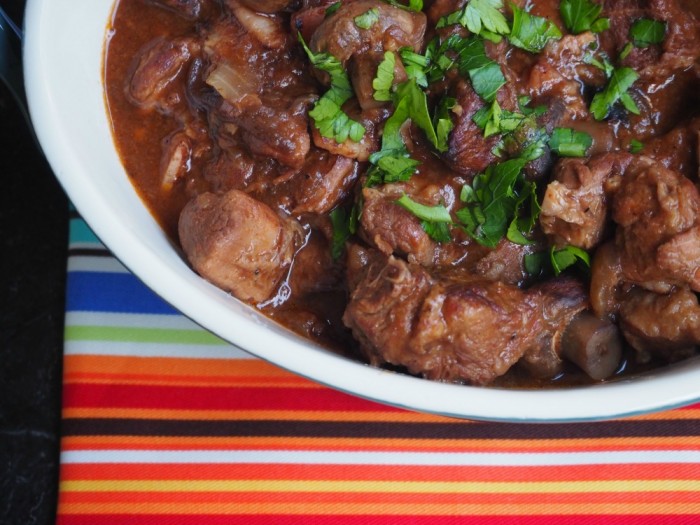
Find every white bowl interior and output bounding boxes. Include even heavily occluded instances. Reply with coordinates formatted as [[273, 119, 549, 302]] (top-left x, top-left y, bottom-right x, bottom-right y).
[[23, 0, 700, 422]]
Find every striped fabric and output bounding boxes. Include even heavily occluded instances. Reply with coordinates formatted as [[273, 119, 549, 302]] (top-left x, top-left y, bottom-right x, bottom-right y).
[[57, 213, 700, 524]]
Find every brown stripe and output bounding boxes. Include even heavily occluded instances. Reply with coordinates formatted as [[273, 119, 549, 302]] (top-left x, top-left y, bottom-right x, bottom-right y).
[[61, 418, 700, 440]]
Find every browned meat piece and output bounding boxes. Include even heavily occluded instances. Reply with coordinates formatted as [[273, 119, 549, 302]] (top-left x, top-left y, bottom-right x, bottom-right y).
[[287, 229, 342, 296], [527, 33, 605, 120], [178, 190, 303, 303], [160, 131, 193, 190], [442, 79, 500, 176], [613, 158, 700, 293], [291, 1, 340, 42], [343, 256, 435, 371], [309, 0, 427, 63], [359, 185, 438, 266], [519, 277, 589, 379], [202, 145, 258, 193], [540, 153, 633, 249], [235, 100, 312, 168], [343, 255, 541, 385], [644, 118, 700, 180], [619, 286, 700, 362], [473, 239, 539, 285], [127, 36, 198, 114], [349, 51, 408, 111], [285, 151, 359, 214]]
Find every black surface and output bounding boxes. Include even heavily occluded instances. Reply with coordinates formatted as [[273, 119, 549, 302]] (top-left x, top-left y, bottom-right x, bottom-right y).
[[0, 0, 68, 523]]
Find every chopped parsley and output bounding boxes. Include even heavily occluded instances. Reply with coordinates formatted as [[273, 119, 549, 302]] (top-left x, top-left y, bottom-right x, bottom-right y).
[[373, 51, 396, 102], [396, 194, 453, 242], [437, 0, 511, 42], [507, 179, 540, 245], [590, 66, 640, 120], [325, 1, 341, 17], [508, 4, 562, 53], [550, 245, 591, 275], [455, 37, 506, 102], [630, 18, 666, 47], [456, 158, 534, 247], [385, 0, 424, 12], [433, 96, 457, 151], [560, 0, 610, 34], [473, 99, 526, 138], [398, 47, 431, 88], [524, 245, 591, 276], [298, 35, 366, 143], [629, 139, 644, 153], [354, 7, 380, 29], [329, 207, 351, 260], [549, 127, 593, 157]]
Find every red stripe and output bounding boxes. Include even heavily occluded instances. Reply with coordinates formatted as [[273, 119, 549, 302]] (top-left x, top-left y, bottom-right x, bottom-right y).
[[56, 515, 699, 525], [62, 383, 400, 412]]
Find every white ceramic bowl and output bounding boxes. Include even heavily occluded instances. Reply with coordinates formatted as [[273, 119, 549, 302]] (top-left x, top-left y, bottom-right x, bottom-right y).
[[23, 0, 700, 422]]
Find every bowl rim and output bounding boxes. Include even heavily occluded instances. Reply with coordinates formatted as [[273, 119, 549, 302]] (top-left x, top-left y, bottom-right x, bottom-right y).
[[22, 0, 700, 422]]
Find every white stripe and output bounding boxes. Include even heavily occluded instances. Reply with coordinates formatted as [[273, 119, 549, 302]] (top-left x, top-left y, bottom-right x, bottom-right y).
[[64, 340, 252, 359], [68, 255, 129, 273], [65, 311, 207, 331], [60, 449, 700, 466]]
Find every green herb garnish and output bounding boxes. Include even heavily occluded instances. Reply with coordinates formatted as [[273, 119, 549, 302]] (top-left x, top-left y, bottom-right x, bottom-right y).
[[630, 18, 666, 47], [549, 127, 593, 157], [396, 194, 453, 242], [560, 0, 610, 34], [550, 245, 591, 275], [508, 4, 562, 53], [298, 34, 366, 143], [629, 139, 644, 153], [373, 51, 396, 101], [325, 1, 341, 17], [590, 66, 640, 120], [354, 7, 380, 29], [437, 0, 511, 42], [329, 207, 351, 259]]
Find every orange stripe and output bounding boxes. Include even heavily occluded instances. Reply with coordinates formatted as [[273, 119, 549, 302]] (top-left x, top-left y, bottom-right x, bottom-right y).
[[56, 501, 700, 515], [59, 435, 700, 452], [61, 407, 456, 423], [59, 490, 700, 506], [58, 463, 700, 483]]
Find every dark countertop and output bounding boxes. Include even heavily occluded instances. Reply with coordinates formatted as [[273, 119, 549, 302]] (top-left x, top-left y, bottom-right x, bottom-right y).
[[0, 0, 68, 523]]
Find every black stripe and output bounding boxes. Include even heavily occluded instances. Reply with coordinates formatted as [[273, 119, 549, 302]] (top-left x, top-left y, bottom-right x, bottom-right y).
[[61, 418, 700, 439]]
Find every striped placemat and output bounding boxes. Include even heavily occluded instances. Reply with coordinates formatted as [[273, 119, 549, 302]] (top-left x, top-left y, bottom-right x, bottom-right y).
[[57, 212, 700, 524]]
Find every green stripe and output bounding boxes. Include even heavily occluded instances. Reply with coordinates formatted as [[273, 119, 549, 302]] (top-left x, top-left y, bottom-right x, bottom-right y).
[[65, 325, 226, 346]]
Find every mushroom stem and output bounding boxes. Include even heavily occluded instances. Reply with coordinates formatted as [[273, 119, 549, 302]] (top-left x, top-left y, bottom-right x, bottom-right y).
[[561, 312, 623, 380]]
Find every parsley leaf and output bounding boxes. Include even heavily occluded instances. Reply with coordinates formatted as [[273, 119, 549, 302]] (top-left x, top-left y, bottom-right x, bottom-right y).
[[629, 139, 644, 153], [385, 0, 424, 12], [560, 0, 610, 34], [373, 51, 396, 101], [455, 158, 528, 247], [549, 127, 593, 157], [434, 96, 457, 152], [329, 207, 351, 260], [455, 37, 506, 102], [524, 245, 591, 276], [396, 194, 453, 242], [590, 66, 640, 120], [399, 47, 431, 88], [508, 4, 562, 53], [473, 99, 525, 137], [325, 1, 341, 17], [438, 0, 510, 40], [506, 179, 540, 245], [354, 7, 380, 29], [298, 34, 366, 143], [630, 18, 666, 47], [550, 245, 590, 275]]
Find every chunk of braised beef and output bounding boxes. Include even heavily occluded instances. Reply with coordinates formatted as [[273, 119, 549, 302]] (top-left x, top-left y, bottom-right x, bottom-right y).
[[178, 189, 304, 303], [540, 152, 633, 250], [612, 158, 700, 293], [619, 286, 700, 362]]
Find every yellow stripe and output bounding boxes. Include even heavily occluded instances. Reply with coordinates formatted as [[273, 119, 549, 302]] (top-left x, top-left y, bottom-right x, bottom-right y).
[[58, 501, 700, 515], [61, 479, 700, 494]]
